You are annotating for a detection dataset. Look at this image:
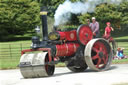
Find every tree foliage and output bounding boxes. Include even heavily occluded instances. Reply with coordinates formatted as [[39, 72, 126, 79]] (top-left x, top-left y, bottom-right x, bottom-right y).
[[118, 1, 128, 25], [0, 0, 40, 37], [0, 0, 128, 39]]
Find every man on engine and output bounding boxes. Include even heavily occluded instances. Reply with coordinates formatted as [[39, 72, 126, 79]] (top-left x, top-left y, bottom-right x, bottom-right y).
[[89, 17, 100, 38]]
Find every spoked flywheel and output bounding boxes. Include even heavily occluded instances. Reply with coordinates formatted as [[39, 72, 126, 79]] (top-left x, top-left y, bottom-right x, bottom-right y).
[[84, 38, 113, 71], [77, 24, 93, 45], [19, 52, 55, 78]]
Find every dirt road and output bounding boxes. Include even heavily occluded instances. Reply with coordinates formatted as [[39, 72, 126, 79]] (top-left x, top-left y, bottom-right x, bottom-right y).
[[0, 64, 128, 85]]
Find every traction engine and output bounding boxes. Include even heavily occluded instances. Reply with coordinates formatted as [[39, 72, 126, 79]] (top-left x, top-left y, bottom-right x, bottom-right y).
[[19, 9, 113, 78]]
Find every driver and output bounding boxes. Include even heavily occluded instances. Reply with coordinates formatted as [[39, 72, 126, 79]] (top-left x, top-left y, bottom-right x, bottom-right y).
[[89, 17, 100, 38]]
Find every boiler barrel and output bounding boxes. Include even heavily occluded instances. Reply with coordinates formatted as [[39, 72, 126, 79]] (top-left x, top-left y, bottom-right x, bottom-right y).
[[55, 43, 79, 57]]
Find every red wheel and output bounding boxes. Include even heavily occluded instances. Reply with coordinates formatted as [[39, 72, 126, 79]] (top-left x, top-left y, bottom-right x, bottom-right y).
[[84, 38, 113, 71], [45, 54, 55, 76], [77, 25, 93, 45], [92, 41, 109, 68]]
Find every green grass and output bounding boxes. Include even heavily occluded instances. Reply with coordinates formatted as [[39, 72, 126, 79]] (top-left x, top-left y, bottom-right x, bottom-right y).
[[112, 58, 128, 64], [113, 83, 128, 85], [0, 42, 31, 69], [0, 58, 19, 69], [55, 63, 66, 67]]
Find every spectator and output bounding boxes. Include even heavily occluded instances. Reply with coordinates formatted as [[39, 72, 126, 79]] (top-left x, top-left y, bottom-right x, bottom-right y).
[[116, 48, 125, 59], [89, 17, 100, 38], [87, 19, 90, 26], [103, 22, 114, 40]]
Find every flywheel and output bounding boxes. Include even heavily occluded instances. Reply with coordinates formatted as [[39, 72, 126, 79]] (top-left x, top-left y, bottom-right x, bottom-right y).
[[77, 25, 93, 45]]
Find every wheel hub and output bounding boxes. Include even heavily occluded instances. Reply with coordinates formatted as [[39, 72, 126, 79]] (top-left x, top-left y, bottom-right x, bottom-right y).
[[85, 33, 88, 37], [98, 52, 104, 58]]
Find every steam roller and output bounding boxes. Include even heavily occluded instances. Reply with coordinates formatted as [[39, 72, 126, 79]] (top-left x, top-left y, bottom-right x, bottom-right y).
[[19, 8, 113, 78]]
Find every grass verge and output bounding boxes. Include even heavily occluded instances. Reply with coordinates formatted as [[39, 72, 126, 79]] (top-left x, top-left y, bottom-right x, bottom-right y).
[[112, 58, 128, 64], [0, 58, 19, 69], [113, 83, 128, 85]]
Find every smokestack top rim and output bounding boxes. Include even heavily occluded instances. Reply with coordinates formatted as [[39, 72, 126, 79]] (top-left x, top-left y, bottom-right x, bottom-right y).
[[40, 11, 48, 15]]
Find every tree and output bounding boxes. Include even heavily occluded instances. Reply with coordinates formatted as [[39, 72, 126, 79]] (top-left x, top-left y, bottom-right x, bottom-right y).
[[95, 4, 121, 29], [118, 1, 128, 25], [0, 0, 40, 37]]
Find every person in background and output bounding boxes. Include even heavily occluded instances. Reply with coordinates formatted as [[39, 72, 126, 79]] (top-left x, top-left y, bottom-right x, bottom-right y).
[[116, 48, 124, 59], [114, 47, 128, 60], [89, 17, 100, 38], [87, 19, 90, 26], [103, 22, 114, 39]]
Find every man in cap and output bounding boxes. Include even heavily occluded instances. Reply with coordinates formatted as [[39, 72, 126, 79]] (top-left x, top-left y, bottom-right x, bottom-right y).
[[89, 17, 100, 38]]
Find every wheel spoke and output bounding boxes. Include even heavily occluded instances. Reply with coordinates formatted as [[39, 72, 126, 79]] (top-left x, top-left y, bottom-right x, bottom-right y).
[[102, 47, 108, 55], [92, 54, 99, 60], [102, 50, 106, 55], [96, 58, 101, 68], [102, 57, 106, 64], [99, 47, 102, 51], [92, 47, 99, 52]]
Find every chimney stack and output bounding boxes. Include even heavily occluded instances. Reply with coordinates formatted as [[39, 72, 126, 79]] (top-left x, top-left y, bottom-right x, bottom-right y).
[[40, 7, 48, 41]]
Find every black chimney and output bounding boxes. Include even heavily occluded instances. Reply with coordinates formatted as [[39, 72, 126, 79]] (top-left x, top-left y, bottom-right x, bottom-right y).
[[40, 7, 48, 41]]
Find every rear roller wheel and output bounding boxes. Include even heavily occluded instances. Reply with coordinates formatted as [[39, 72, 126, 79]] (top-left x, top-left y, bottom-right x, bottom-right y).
[[84, 38, 113, 71], [66, 65, 88, 72], [65, 59, 88, 72], [19, 52, 55, 78]]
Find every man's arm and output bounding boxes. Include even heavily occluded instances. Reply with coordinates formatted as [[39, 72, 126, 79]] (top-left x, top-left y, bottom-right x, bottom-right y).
[[111, 27, 114, 31]]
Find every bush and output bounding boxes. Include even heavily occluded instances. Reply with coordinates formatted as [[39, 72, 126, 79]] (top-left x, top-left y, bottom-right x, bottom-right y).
[[0, 0, 40, 38]]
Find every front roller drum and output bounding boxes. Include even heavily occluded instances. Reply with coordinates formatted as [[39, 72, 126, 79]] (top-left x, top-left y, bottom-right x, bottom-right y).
[[19, 52, 55, 78], [84, 38, 113, 71]]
